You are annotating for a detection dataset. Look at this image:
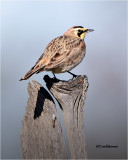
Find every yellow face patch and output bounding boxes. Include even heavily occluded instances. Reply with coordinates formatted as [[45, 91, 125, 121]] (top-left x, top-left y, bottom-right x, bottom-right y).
[[75, 28, 87, 39], [81, 28, 87, 39], [80, 32, 86, 39]]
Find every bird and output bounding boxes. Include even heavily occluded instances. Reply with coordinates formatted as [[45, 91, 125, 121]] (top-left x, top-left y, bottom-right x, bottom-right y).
[[20, 26, 94, 81]]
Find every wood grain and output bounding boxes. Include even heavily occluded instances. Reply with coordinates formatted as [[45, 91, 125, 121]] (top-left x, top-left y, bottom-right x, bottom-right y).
[[44, 75, 88, 159], [21, 75, 88, 159], [20, 80, 67, 159]]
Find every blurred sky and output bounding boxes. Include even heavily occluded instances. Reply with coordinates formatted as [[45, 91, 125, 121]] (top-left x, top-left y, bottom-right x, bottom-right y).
[[1, 1, 127, 159]]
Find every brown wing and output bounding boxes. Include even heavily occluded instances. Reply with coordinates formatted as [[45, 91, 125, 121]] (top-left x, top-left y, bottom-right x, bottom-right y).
[[36, 35, 84, 72], [31, 36, 65, 70]]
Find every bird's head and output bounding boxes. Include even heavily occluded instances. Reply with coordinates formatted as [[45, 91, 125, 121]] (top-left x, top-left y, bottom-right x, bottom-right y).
[[64, 26, 94, 39]]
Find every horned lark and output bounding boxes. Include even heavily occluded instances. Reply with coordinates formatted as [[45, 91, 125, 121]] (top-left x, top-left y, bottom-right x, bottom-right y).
[[20, 26, 94, 80]]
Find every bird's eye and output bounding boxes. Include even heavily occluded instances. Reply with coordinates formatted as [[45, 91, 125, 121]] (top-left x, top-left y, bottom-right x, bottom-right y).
[[78, 29, 81, 32]]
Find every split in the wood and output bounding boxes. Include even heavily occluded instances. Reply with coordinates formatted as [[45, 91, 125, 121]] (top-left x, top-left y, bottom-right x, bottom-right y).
[[21, 75, 88, 159]]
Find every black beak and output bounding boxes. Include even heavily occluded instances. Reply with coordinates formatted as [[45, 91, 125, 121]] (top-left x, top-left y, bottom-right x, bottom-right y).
[[84, 29, 94, 32]]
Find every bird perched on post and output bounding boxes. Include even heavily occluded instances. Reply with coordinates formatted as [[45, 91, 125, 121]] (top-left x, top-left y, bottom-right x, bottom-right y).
[[20, 26, 94, 80]]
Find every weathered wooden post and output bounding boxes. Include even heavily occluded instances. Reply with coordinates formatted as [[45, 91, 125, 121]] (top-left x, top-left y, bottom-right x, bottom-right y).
[[20, 75, 89, 159]]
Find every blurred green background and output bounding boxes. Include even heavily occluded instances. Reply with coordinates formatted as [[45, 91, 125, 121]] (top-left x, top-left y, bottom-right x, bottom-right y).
[[1, 1, 127, 159]]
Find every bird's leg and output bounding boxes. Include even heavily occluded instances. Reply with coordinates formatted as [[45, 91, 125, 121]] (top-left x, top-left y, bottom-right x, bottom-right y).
[[52, 72, 60, 82], [67, 71, 77, 78], [53, 73, 56, 79], [52, 72, 59, 80]]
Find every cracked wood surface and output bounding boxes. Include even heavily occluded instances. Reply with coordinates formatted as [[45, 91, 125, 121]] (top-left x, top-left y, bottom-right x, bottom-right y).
[[44, 75, 89, 159], [20, 80, 67, 159], [21, 75, 88, 159]]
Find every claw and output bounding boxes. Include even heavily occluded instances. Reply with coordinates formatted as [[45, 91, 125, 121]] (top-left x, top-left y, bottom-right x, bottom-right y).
[[67, 71, 77, 78]]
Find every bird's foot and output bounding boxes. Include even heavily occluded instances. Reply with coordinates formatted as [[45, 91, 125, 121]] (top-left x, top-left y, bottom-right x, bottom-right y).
[[67, 71, 77, 79], [52, 73, 60, 82]]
